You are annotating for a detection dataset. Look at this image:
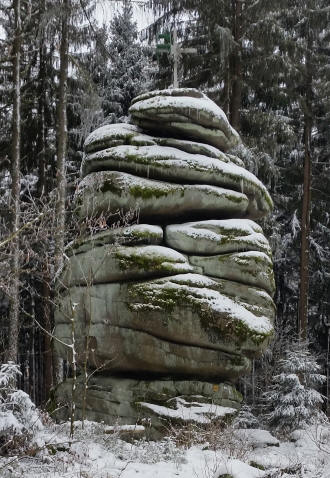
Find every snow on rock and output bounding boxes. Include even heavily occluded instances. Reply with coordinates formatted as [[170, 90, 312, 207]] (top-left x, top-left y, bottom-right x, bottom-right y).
[[189, 250, 276, 296], [166, 219, 272, 256], [130, 273, 274, 349], [129, 88, 241, 151], [61, 244, 193, 287], [155, 137, 244, 166], [130, 87, 206, 103], [139, 397, 236, 424], [66, 224, 164, 256], [83, 121, 245, 165], [75, 170, 250, 222], [84, 123, 140, 153], [55, 272, 274, 378], [81, 144, 272, 217]]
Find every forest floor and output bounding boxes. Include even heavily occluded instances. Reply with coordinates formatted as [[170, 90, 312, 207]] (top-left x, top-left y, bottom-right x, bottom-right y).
[[1, 419, 330, 478]]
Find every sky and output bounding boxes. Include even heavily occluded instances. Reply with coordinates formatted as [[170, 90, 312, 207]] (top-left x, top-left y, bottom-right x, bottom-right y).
[[95, 0, 157, 32]]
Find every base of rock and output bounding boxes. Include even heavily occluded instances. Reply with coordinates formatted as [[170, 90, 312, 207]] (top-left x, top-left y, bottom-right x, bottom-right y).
[[54, 376, 242, 438]]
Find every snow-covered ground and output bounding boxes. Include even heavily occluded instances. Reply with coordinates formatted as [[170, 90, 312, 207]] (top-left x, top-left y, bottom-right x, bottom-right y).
[[1, 419, 330, 478]]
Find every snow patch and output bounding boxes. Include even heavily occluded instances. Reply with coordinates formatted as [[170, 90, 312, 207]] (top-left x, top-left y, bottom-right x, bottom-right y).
[[234, 429, 279, 448], [139, 397, 236, 424]]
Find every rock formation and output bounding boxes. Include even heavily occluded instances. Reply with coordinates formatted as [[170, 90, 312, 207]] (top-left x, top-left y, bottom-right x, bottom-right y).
[[55, 88, 275, 435]]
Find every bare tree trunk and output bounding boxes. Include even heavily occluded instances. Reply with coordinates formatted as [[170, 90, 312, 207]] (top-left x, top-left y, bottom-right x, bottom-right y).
[[53, 0, 69, 385], [229, 0, 242, 130], [7, 0, 21, 364], [43, 276, 53, 399], [37, 0, 47, 198], [35, 0, 53, 400], [327, 326, 330, 415], [298, 115, 312, 341], [223, 65, 230, 117], [298, 32, 312, 342], [54, 0, 68, 275]]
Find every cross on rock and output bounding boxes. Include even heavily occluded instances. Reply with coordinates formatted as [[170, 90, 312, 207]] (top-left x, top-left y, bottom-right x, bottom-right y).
[[156, 27, 197, 88]]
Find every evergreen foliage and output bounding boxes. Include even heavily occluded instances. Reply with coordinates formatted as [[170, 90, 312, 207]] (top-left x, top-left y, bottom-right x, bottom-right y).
[[263, 343, 326, 432], [233, 405, 260, 430], [103, 0, 152, 123], [0, 362, 43, 451]]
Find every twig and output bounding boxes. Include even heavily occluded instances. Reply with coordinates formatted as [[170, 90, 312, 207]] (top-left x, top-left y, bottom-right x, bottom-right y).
[[0, 212, 45, 248]]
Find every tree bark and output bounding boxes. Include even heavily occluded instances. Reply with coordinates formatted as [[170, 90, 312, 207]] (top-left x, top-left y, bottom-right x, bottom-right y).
[[35, 0, 53, 399], [298, 115, 312, 341], [229, 0, 242, 130], [43, 274, 52, 400], [7, 0, 22, 364], [53, 0, 69, 385], [298, 30, 312, 342], [37, 0, 47, 198], [54, 0, 68, 274]]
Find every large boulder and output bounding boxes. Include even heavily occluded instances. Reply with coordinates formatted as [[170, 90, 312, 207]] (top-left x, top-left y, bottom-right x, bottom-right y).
[[75, 171, 250, 222], [129, 88, 241, 151], [66, 224, 164, 256], [165, 219, 272, 256], [84, 123, 142, 154], [55, 274, 274, 377], [55, 88, 276, 433], [61, 244, 193, 287], [189, 251, 275, 296], [84, 122, 244, 166], [55, 321, 251, 379], [81, 144, 272, 218]]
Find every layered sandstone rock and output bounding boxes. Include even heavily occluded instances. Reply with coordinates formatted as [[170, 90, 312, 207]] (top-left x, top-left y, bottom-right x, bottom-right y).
[[55, 88, 275, 434]]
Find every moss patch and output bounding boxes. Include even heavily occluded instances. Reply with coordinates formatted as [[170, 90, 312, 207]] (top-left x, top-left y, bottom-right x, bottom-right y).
[[100, 180, 121, 195], [115, 250, 179, 272], [128, 281, 272, 348], [129, 185, 170, 200], [249, 461, 266, 470]]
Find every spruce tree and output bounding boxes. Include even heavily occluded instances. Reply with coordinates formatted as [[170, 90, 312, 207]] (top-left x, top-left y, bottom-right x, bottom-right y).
[[263, 343, 326, 433], [103, 0, 151, 123]]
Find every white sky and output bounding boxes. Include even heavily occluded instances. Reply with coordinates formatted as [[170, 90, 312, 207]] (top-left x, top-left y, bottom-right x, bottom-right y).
[[95, 0, 157, 32]]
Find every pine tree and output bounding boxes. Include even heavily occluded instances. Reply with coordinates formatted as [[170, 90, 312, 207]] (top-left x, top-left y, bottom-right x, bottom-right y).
[[103, 0, 151, 123], [233, 404, 260, 429], [263, 343, 326, 433]]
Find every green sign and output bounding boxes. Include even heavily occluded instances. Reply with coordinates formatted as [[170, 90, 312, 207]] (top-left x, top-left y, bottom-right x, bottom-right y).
[[156, 31, 171, 55]]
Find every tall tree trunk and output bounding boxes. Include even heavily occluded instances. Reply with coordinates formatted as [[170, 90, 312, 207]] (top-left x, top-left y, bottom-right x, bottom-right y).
[[43, 273, 52, 399], [8, 0, 21, 363], [298, 115, 312, 341], [36, 0, 53, 399], [229, 0, 242, 130], [37, 4, 47, 198], [55, 0, 68, 274], [298, 29, 312, 342], [53, 0, 69, 384]]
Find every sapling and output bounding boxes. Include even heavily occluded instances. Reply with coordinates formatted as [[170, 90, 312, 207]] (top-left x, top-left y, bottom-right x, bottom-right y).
[[263, 342, 326, 433]]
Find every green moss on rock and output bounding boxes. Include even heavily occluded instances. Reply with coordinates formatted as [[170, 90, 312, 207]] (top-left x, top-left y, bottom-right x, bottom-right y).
[[115, 251, 174, 272], [130, 185, 170, 200], [129, 281, 272, 348]]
